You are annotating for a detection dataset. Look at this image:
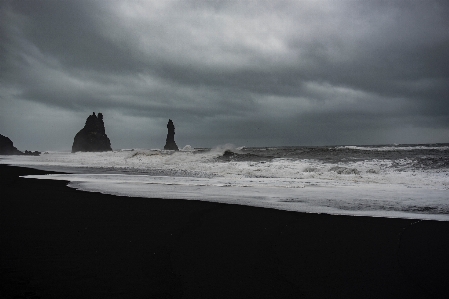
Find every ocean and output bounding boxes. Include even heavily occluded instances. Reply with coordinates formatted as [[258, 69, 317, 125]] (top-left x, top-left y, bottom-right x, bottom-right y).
[[1, 143, 448, 221]]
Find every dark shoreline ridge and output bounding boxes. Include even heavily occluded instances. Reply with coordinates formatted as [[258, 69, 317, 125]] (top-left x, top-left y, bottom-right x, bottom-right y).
[[0, 134, 40, 156], [1, 164, 448, 298]]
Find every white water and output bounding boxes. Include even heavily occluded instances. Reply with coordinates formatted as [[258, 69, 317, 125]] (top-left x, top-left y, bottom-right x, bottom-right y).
[[1, 147, 448, 221]]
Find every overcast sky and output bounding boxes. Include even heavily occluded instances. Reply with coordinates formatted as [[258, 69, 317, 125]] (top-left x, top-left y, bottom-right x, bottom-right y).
[[1, 0, 448, 151]]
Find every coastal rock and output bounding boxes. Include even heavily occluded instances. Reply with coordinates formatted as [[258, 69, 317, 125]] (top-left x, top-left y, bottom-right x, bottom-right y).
[[24, 150, 41, 156], [72, 112, 112, 153], [0, 134, 23, 155], [164, 119, 179, 151]]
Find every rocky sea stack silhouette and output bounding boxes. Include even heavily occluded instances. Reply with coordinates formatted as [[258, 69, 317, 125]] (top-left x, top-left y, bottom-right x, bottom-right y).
[[164, 119, 179, 151], [0, 134, 23, 155], [72, 112, 112, 153]]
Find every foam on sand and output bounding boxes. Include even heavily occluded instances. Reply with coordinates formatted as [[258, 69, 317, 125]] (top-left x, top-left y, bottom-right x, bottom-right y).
[[2, 147, 448, 221]]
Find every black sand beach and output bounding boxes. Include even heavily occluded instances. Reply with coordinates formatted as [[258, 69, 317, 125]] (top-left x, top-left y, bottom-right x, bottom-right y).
[[1, 164, 448, 298]]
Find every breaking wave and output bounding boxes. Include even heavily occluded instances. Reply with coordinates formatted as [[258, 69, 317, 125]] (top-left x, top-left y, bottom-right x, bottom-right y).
[[1, 143, 448, 221]]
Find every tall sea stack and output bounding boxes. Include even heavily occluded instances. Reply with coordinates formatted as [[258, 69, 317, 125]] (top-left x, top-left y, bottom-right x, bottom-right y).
[[72, 112, 112, 153], [164, 119, 179, 151]]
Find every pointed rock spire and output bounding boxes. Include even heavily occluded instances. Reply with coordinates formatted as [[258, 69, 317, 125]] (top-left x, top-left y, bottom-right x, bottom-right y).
[[164, 119, 179, 151]]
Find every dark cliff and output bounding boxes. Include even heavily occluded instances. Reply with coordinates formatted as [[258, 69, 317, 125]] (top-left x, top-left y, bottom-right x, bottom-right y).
[[0, 134, 23, 155]]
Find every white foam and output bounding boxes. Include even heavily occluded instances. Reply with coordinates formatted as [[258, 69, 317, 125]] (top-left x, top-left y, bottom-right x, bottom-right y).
[[22, 173, 449, 221], [180, 145, 195, 151], [339, 145, 449, 151], [2, 150, 448, 221]]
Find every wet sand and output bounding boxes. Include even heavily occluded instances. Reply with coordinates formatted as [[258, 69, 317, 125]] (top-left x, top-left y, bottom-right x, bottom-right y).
[[1, 164, 448, 298]]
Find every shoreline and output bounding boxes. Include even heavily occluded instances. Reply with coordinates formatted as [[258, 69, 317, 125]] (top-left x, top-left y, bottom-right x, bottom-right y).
[[1, 164, 448, 298], [9, 165, 449, 222]]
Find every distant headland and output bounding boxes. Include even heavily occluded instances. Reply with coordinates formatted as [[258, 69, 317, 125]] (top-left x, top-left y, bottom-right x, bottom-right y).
[[0, 134, 40, 156]]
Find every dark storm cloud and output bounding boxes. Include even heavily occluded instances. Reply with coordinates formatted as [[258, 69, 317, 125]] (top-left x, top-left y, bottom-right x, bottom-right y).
[[2, 0, 142, 73], [1, 0, 448, 150]]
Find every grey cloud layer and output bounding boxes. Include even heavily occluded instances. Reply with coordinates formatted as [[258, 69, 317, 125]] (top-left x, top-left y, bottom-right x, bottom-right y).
[[1, 0, 448, 149]]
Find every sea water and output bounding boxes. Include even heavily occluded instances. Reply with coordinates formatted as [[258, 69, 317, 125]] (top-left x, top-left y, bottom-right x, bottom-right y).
[[1, 144, 448, 221]]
